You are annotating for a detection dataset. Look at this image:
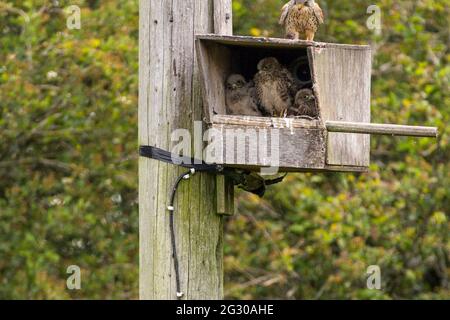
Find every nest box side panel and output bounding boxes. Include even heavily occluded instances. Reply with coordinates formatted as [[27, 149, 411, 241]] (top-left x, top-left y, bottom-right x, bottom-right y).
[[196, 40, 232, 123], [309, 46, 372, 167], [210, 123, 326, 171]]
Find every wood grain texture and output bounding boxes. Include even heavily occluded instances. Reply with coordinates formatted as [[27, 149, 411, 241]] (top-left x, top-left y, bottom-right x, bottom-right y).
[[326, 121, 438, 137], [211, 123, 327, 171], [213, 114, 322, 129], [212, 0, 234, 217], [216, 174, 235, 216], [309, 46, 372, 167], [213, 0, 232, 35], [196, 41, 232, 123], [139, 0, 224, 300], [196, 34, 371, 50]]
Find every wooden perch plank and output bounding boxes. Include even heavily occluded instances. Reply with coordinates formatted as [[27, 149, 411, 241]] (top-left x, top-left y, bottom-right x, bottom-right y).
[[212, 114, 323, 129], [326, 121, 438, 138]]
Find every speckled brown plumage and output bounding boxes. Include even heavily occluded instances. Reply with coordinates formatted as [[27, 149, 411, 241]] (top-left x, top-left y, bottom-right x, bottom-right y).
[[254, 57, 299, 117], [288, 88, 320, 118], [279, 0, 324, 41], [226, 74, 262, 116]]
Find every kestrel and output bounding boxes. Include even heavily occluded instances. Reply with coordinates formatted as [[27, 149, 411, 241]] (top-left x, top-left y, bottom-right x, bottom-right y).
[[279, 0, 324, 41], [225, 74, 263, 116], [254, 57, 298, 117], [288, 88, 320, 118]]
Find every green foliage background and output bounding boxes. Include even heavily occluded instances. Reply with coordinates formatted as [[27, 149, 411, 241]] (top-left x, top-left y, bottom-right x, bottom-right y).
[[0, 0, 448, 299]]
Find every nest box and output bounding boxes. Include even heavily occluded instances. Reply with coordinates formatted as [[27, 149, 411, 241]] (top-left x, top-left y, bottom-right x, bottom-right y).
[[196, 35, 437, 173]]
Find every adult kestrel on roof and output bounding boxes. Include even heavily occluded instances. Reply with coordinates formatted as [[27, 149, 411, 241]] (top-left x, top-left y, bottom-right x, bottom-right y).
[[279, 0, 324, 41]]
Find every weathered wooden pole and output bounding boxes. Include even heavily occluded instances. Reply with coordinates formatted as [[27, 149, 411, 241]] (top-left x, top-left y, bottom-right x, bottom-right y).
[[139, 0, 232, 300]]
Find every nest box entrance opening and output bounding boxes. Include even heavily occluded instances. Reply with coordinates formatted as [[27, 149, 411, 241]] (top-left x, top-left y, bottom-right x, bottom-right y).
[[196, 35, 373, 173], [228, 46, 313, 91], [196, 35, 320, 119]]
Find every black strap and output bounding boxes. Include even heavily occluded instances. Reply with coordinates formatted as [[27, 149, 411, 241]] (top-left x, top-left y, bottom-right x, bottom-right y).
[[139, 146, 288, 194], [139, 146, 223, 173]]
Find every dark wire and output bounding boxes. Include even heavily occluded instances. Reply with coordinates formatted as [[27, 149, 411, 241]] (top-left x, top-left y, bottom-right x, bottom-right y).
[[168, 168, 195, 299]]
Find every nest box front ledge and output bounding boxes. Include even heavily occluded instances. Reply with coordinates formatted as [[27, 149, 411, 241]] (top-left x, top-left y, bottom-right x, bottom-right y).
[[210, 114, 328, 172]]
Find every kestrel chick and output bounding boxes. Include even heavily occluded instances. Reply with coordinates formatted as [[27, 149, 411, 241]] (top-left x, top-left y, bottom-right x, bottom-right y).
[[225, 74, 262, 116], [288, 88, 320, 118], [279, 0, 324, 41], [254, 57, 298, 117]]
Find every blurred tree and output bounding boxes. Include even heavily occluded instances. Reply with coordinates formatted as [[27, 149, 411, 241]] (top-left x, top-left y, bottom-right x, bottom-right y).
[[226, 0, 449, 300], [0, 0, 139, 299]]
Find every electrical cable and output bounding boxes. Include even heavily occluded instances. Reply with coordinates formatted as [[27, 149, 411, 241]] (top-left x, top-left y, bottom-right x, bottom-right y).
[[167, 168, 195, 299]]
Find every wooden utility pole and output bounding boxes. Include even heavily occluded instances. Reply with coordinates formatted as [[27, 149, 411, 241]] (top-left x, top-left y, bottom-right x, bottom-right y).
[[139, 0, 232, 300]]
